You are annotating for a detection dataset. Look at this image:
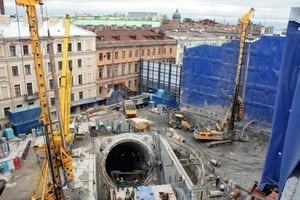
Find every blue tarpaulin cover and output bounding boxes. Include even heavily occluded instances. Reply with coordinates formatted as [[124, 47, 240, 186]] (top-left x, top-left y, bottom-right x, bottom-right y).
[[258, 18, 300, 195], [182, 35, 285, 123]]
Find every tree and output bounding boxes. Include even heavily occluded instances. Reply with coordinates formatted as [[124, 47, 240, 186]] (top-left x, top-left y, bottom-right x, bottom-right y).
[[183, 18, 194, 23]]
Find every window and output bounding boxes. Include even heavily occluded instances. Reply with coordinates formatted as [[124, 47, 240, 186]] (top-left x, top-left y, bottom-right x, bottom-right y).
[[141, 50, 144, 56], [57, 44, 62, 53], [128, 64, 132, 74], [114, 65, 118, 77], [134, 79, 137, 86], [135, 63, 138, 73], [51, 111, 57, 118], [122, 64, 126, 75], [46, 44, 50, 54], [169, 48, 172, 54], [129, 50, 132, 58], [10, 46, 16, 56], [16, 104, 22, 108], [122, 51, 125, 59], [68, 43, 72, 52], [71, 93, 74, 101], [106, 52, 111, 60], [50, 97, 55, 106], [107, 66, 111, 78], [99, 86, 102, 94], [163, 48, 166, 54], [47, 62, 51, 72], [128, 80, 132, 88], [4, 107, 10, 116], [25, 64, 31, 75], [49, 79, 53, 89], [99, 66, 103, 78], [14, 84, 21, 96], [135, 50, 138, 57], [87, 58, 91, 67], [28, 102, 34, 105], [153, 49, 156, 55], [26, 82, 33, 95], [114, 51, 119, 60], [23, 45, 29, 55], [99, 53, 103, 61], [12, 66, 19, 76], [77, 42, 82, 51], [58, 61, 62, 70], [147, 49, 150, 56], [78, 59, 82, 68], [68, 60, 73, 69], [158, 48, 161, 55], [78, 74, 83, 85], [79, 91, 83, 99]]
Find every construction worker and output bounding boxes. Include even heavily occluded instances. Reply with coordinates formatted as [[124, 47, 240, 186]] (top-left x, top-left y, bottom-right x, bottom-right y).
[[215, 176, 220, 188], [120, 177, 125, 190], [130, 189, 135, 200], [133, 179, 139, 191], [125, 188, 130, 197], [116, 177, 120, 192]]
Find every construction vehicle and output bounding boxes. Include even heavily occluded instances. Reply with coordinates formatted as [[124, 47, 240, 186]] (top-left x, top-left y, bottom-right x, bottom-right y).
[[193, 7, 253, 145], [193, 97, 244, 142], [15, 0, 74, 199], [53, 14, 75, 145], [129, 93, 150, 108], [168, 110, 194, 132], [123, 100, 137, 118]]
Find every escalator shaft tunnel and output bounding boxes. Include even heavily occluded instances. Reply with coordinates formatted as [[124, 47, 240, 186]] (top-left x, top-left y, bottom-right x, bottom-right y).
[[105, 141, 151, 182]]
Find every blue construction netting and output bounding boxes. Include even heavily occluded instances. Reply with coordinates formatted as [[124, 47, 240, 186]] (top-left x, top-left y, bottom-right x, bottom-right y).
[[181, 34, 285, 123], [258, 17, 300, 196]]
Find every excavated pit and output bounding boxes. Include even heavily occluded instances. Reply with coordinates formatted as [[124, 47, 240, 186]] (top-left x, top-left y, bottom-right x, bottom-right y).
[[104, 140, 152, 184]]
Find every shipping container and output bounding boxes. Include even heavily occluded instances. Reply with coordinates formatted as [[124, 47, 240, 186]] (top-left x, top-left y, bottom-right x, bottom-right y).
[[7, 105, 41, 125], [12, 120, 41, 136], [151, 94, 176, 108]]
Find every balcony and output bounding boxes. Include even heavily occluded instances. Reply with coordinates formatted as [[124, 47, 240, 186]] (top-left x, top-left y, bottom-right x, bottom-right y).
[[24, 92, 39, 101]]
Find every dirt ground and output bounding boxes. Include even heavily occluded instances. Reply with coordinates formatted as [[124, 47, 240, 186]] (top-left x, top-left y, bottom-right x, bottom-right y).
[[135, 106, 270, 198]]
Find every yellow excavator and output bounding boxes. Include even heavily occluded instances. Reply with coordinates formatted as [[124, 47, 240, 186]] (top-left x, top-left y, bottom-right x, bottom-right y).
[[168, 110, 194, 132], [15, 0, 74, 199]]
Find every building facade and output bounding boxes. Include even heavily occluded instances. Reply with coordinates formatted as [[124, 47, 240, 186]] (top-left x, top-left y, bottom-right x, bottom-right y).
[[0, 16, 97, 125], [84, 26, 177, 102]]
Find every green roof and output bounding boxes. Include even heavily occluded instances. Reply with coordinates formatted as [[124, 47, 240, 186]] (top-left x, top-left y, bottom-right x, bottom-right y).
[[173, 9, 181, 17], [71, 17, 161, 28]]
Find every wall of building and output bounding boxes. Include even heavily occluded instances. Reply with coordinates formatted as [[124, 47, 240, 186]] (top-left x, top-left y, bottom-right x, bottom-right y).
[[95, 29, 177, 99], [0, 18, 97, 124]]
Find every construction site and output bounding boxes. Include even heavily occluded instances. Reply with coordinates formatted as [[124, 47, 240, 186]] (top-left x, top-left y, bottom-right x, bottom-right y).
[[0, 0, 300, 200]]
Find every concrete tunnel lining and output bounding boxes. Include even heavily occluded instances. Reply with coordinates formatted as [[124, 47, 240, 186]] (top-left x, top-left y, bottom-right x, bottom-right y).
[[102, 137, 154, 186]]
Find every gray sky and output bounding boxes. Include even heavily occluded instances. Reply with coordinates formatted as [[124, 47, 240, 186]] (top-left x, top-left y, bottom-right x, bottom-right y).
[[4, 0, 299, 29]]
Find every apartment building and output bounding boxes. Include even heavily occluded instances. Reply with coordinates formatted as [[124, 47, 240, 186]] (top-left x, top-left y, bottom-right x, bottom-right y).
[[0, 16, 97, 125], [85, 26, 177, 102], [165, 30, 230, 64]]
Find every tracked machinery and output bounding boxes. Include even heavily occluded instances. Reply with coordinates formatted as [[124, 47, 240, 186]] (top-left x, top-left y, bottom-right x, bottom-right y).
[[15, 0, 74, 199], [193, 97, 244, 147], [194, 7, 254, 148], [168, 110, 194, 132]]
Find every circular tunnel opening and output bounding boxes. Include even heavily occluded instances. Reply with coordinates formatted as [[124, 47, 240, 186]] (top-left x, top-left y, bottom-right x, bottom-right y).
[[105, 141, 151, 185]]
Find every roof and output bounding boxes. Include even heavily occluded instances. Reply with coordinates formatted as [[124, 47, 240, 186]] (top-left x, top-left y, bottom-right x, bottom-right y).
[[0, 17, 96, 39], [126, 12, 161, 19], [96, 29, 173, 42], [173, 9, 181, 17]]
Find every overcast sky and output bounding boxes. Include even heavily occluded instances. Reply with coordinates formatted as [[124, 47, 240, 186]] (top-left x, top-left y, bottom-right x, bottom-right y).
[[4, 0, 299, 29]]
